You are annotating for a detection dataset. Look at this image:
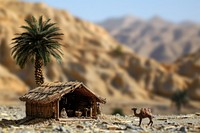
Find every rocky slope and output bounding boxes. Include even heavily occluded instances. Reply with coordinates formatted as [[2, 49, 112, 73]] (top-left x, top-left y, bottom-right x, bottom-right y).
[[0, 65, 28, 103], [174, 49, 200, 100], [0, 1, 197, 102], [99, 16, 200, 62]]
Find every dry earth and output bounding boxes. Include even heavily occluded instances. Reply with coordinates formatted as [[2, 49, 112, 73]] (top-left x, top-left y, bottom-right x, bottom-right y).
[[0, 105, 200, 133]]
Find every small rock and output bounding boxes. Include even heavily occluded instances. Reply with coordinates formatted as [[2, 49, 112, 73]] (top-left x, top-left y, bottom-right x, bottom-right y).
[[8, 106, 13, 109], [53, 125, 66, 132], [125, 124, 142, 130], [167, 122, 176, 125], [19, 125, 25, 128], [112, 122, 121, 125], [134, 118, 139, 122], [117, 125, 127, 130], [164, 125, 176, 130], [115, 114, 121, 117], [76, 124, 84, 129], [126, 124, 135, 129], [0, 113, 8, 116], [157, 118, 167, 121], [13, 114, 18, 118], [195, 112, 200, 116], [101, 121, 108, 124], [107, 125, 118, 130], [180, 126, 187, 133], [177, 114, 194, 119]]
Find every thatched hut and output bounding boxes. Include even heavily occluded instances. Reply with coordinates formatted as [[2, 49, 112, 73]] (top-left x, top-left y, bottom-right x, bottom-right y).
[[20, 81, 106, 119]]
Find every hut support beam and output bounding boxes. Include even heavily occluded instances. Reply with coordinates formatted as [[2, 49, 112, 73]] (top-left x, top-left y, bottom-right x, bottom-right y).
[[56, 100, 59, 120], [94, 99, 97, 117], [90, 107, 93, 117]]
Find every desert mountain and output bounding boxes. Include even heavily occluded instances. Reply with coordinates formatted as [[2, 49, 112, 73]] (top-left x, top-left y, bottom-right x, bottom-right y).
[[0, 1, 197, 102], [0, 65, 28, 103], [174, 49, 200, 100], [99, 16, 200, 62]]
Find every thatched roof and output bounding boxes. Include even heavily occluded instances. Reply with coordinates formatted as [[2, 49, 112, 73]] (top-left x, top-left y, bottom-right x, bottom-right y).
[[20, 81, 106, 104]]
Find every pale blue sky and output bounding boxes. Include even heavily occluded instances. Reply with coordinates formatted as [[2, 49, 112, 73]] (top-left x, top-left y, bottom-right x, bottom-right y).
[[24, 0, 200, 23]]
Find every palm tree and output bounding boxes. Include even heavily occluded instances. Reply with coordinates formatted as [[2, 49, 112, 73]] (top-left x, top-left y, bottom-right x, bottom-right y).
[[171, 90, 189, 114], [11, 16, 63, 86]]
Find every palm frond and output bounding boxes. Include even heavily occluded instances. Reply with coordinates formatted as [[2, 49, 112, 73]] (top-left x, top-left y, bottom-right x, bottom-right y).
[[38, 16, 43, 31], [11, 15, 63, 68]]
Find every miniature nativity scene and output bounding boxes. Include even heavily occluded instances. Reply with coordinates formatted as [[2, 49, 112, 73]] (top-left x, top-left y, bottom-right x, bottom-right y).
[[11, 16, 106, 121], [19, 81, 106, 120]]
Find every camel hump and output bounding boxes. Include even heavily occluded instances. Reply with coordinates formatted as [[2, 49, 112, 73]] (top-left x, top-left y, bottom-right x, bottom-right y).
[[146, 108, 152, 115], [140, 108, 152, 115], [140, 108, 145, 115]]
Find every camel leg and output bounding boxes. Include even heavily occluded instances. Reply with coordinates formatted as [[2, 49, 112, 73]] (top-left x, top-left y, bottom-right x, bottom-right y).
[[148, 118, 153, 126], [147, 119, 151, 126], [139, 117, 142, 126], [150, 117, 153, 126], [150, 120, 153, 126]]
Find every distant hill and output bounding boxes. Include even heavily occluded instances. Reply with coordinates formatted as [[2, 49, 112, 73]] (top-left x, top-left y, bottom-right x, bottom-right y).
[[174, 49, 200, 100], [0, 1, 199, 103], [99, 15, 200, 62]]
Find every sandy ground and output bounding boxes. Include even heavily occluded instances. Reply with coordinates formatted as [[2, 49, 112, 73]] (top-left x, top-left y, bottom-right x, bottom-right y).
[[102, 98, 200, 115], [0, 105, 200, 133]]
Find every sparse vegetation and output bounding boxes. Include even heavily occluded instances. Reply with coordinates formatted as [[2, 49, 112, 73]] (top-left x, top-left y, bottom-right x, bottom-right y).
[[11, 16, 63, 86], [112, 45, 123, 56], [171, 90, 189, 114], [111, 107, 125, 116]]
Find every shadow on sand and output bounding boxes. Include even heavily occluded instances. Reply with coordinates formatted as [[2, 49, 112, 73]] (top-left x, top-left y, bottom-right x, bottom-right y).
[[0, 117, 54, 128]]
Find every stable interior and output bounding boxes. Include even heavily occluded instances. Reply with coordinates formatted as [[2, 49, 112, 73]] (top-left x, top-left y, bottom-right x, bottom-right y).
[[58, 87, 98, 118]]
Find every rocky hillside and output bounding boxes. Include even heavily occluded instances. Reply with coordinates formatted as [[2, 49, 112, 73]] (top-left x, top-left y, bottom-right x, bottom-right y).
[[174, 49, 200, 100], [99, 16, 200, 62], [0, 1, 198, 102], [0, 65, 28, 103]]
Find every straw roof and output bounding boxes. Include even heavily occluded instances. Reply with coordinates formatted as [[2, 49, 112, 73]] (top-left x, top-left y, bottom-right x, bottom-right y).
[[20, 81, 106, 104]]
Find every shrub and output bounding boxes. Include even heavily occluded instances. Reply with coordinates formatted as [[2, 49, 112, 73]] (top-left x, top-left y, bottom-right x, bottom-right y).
[[112, 45, 123, 56], [111, 107, 125, 116], [171, 90, 189, 114]]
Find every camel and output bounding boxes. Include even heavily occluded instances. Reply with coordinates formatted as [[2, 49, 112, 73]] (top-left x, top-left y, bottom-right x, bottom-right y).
[[132, 108, 154, 126]]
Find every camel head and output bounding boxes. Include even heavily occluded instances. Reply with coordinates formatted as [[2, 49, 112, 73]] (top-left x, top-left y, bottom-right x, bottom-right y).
[[131, 107, 137, 111]]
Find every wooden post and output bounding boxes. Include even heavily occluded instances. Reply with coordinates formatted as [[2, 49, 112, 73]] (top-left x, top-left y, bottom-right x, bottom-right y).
[[55, 100, 59, 120], [93, 99, 97, 117], [25, 102, 28, 116], [97, 103, 101, 115], [90, 106, 92, 117], [90, 107, 93, 117], [90, 101, 94, 117]]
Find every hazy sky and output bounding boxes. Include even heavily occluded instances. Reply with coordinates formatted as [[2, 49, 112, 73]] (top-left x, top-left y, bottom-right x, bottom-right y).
[[24, 0, 200, 23]]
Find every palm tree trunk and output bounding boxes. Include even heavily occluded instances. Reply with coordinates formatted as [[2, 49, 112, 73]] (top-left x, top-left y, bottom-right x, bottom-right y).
[[176, 102, 181, 114], [35, 55, 44, 86], [177, 104, 181, 114]]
